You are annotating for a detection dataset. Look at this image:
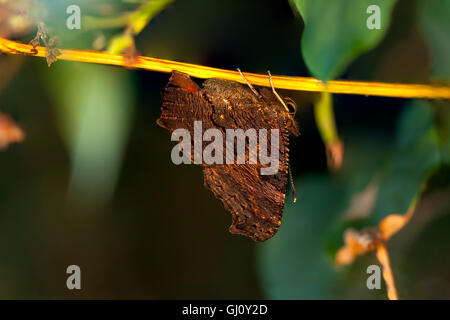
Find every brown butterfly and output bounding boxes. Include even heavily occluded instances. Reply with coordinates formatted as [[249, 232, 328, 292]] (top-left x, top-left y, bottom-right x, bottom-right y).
[[157, 70, 299, 241]]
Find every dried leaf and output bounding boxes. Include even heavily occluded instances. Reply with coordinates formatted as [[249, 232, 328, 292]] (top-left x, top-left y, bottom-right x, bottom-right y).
[[326, 140, 344, 170], [335, 201, 416, 300], [335, 228, 377, 266], [29, 23, 61, 66], [46, 47, 61, 67], [47, 36, 61, 48], [123, 43, 140, 68], [0, 112, 25, 150], [29, 36, 40, 49], [379, 207, 414, 241], [336, 201, 416, 267], [37, 22, 48, 41]]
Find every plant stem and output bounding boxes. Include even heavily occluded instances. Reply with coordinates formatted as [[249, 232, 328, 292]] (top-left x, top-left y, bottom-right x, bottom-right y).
[[375, 243, 399, 300], [1, 37, 450, 99]]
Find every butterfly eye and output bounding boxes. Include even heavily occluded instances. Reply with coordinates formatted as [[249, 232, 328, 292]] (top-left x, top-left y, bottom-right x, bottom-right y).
[[283, 97, 297, 114]]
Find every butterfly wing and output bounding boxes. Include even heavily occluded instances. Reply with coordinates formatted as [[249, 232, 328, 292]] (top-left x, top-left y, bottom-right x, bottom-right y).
[[158, 71, 213, 133], [203, 161, 289, 241], [158, 72, 291, 241]]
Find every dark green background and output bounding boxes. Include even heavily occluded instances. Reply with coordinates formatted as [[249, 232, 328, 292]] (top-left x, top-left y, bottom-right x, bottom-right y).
[[0, 0, 449, 299]]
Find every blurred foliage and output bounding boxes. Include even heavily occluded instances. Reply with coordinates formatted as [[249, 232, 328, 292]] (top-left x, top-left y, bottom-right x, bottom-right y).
[[369, 101, 440, 224], [313, 92, 342, 170], [418, 0, 450, 79], [259, 100, 444, 299], [437, 103, 450, 165], [48, 63, 136, 209], [418, 0, 450, 167], [290, 0, 397, 80], [106, 0, 174, 54], [0, 0, 449, 300], [259, 0, 450, 300]]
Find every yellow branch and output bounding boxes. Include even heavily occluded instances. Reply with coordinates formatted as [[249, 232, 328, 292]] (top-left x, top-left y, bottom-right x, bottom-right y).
[[1, 37, 450, 99]]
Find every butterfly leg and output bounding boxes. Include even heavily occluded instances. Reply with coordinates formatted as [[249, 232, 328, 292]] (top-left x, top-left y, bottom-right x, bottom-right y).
[[288, 162, 297, 203], [267, 70, 290, 112], [237, 68, 262, 98]]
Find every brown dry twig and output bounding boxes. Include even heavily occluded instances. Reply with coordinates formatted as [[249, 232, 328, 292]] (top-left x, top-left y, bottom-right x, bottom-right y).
[[335, 203, 416, 300]]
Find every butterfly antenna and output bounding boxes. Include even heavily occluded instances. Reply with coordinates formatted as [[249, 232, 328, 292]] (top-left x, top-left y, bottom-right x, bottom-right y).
[[268, 70, 290, 113], [288, 163, 297, 203], [237, 68, 262, 98]]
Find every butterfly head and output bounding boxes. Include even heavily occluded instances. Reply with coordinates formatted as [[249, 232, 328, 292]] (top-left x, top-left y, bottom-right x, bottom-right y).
[[278, 96, 300, 136]]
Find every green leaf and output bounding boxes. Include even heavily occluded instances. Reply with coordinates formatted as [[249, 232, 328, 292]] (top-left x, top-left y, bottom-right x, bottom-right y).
[[258, 175, 345, 299], [258, 102, 441, 298], [418, 0, 450, 79], [291, 0, 397, 80], [258, 133, 391, 299], [107, 33, 134, 54], [370, 100, 441, 222], [436, 103, 450, 164], [419, 0, 450, 164], [130, 0, 175, 34]]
